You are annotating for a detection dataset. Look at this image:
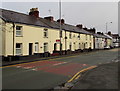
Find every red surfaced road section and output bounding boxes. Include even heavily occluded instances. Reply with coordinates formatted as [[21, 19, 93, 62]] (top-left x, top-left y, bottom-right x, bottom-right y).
[[17, 61, 63, 68], [36, 63, 87, 76], [16, 60, 88, 76]]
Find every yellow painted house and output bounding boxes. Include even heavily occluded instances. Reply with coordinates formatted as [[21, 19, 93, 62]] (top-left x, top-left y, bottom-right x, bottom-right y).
[[1, 8, 94, 61]]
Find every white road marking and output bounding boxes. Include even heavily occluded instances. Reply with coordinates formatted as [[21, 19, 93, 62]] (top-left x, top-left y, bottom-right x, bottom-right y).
[[83, 64, 87, 66], [16, 66, 21, 68], [31, 69, 37, 71], [24, 67, 33, 69], [53, 62, 67, 66]]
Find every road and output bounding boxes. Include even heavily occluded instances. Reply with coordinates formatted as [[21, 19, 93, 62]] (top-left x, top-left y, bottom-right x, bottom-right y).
[[2, 48, 119, 89]]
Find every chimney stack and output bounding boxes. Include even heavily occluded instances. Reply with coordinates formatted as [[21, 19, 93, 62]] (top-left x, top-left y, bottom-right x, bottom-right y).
[[85, 28, 96, 34], [83, 27, 88, 31], [76, 24, 83, 29], [97, 32, 103, 35], [29, 8, 39, 18], [57, 19, 65, 24], [108, 31, 112, 36], [44, 16, 54, 22]]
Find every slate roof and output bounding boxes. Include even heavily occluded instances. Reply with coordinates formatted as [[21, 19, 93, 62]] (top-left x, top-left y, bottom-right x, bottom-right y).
[[55, 22, 92, 35], [0, 8, 50, 28], [112, 34, 120, 38], [103, 34, 112, 39], [0, 8, 93, 35], [93, 33, 106, 38]]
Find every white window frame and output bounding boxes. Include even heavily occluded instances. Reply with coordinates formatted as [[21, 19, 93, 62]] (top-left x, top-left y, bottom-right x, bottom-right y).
[[16, 26, 22, 36], [44, 43, 48, 52], [16, 43, 22, 55]]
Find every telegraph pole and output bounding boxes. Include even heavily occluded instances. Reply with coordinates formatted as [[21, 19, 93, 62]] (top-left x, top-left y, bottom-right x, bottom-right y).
[[59, 0, 62, 55]]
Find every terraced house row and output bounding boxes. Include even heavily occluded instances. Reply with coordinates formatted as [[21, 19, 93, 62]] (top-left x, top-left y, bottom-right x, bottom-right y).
[[0, 8, 118, 61]]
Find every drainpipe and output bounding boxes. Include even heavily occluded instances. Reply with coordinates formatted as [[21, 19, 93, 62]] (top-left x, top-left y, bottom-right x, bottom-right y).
[[65, 31, 67, 55], [12, 22, 15, 57]]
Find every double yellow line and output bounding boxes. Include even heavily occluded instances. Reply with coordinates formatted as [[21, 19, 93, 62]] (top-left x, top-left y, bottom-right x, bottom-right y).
[[0, 55, 78, 68], [67, 65, 97, 83]]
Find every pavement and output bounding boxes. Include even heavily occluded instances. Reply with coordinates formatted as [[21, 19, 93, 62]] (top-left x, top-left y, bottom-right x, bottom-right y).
[[2, 48, 120, 90], [2, 51, 90, 66], [70, 60, 119, 90]]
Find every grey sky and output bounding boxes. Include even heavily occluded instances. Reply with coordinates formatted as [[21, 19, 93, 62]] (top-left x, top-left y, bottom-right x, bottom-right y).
[[1, 2, 118, 34]]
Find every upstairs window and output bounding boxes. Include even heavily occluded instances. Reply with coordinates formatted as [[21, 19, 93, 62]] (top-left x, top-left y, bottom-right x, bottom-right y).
[[73, 34, 75, 38], [16, 26, 22, 36], [44, 28, 48, 38], [69, 32, 72, 39], [78, 34, 80, 40]]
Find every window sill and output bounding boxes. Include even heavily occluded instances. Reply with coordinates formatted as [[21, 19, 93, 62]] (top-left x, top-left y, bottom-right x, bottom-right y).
[[44, 37, 48, 38], [16, 36, 23, 37], [15, 54, 22, 56]]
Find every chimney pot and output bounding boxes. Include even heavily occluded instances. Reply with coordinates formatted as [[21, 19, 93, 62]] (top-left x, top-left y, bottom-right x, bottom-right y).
[[108, 31, 112, 35], [57, 19, 65, 24], [76, 24, 83, 29], [29, 8, 39, 18], [97, 32, 103, 35]]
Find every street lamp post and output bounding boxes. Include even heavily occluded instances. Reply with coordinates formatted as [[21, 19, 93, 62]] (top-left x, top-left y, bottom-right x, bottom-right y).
[[106, 22, 112, 33]]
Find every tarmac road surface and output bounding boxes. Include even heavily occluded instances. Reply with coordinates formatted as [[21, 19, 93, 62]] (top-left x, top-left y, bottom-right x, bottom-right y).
[[71, 61, 119, 90], [2, 48, 119, 89]]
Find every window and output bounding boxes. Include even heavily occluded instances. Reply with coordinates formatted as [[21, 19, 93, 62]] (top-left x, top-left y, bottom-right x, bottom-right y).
[[35, 42, 39, 53], [44, 43, 48, 52], [86, 42, 88, 48], [16, 43, 22, 55], [16, 26, 22, 36], [78, 34, 80, 40], [74, 42, 76, 50], [69, 42, 72, 50], [69, 32, 72, 39], [90, 43, 91, 47], [44, 28, 48, 38], [90, 35, 91, 41], [73, 34, 75, 38]]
